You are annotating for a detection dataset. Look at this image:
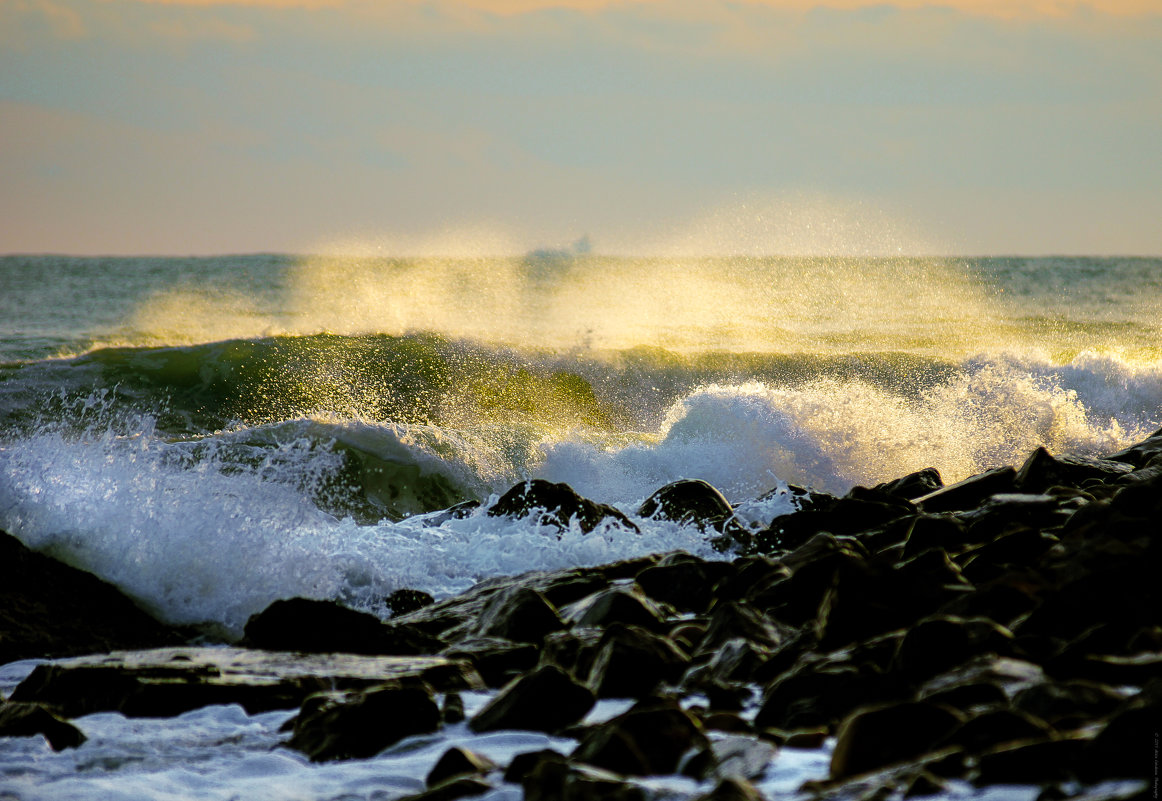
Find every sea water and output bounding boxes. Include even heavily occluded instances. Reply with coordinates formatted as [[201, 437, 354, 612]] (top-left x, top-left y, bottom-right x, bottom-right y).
[[0, 253, 1159, 799]]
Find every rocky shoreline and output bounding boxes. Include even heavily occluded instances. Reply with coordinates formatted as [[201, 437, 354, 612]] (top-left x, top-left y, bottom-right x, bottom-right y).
[[3, 431, 1160, 800]]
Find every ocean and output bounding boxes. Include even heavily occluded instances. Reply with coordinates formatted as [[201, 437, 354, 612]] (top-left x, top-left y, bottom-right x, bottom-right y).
[[1, 253, 1159, 799]]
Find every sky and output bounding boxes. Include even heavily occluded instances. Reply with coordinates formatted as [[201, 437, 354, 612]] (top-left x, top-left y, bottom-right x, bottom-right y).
[[1, 0, 1160, 256]]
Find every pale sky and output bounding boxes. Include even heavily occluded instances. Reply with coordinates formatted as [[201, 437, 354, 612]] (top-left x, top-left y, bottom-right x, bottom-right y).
[[1, 0, 1160, 255]]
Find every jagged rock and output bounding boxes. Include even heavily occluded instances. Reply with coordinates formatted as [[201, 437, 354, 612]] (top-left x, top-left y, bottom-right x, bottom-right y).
[[1081, 684, 1161, 781], [474, 585, 565, 644], [504, 749, 568, 783], [1011, 679, 1127, 729], [874, 468, 943, 501], [1015, 446, 1133, 493], [468, 664, 594, 734], [440, 637, 538, 688], [441, 691, 465, 723], [538, 628, 606, 678], [0, 701, 86, 751], [572, 699, 707, 776], [0, 530, 181, 663], [940, 708, 1052, 753], [692, 778, 769, 801], [242, 597, 443, 655], [755, 652, 901, 732], [1105, 428, 1162, 467], [560, 586, 671, 632], [285, 680, 442, 762], [893, 615, 1014, 681], [960, 493, 1073, 543], [753, 493, 913, 553], [10, 647, 482, 719], [696, 601, 788, 657], [400, 778, 492, 801], [522, 757, 647, 801], [488, 479, 638, 534], [387, 588, 435, 616], [425, 746, 498, 786], [902, 515, 970, 558], [635, 552, 734, 613], [914, 466, 1018, 513], [692, 637, 774, 685], [973, 736, 1090, 785], [915, 657, 1045, 706], [586, 623, 689, 699], [830, 701, 965, 780]]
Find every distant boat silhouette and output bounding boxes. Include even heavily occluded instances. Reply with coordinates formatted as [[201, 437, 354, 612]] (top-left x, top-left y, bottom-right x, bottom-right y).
[[524, 235, 592, 262]]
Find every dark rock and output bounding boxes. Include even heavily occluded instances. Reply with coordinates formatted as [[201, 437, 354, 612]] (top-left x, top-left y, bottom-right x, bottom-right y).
[[0, 530, 181, 663], [441, 691, 464, 724], [440, 637, 539, 688], [10, 646, 482, 719], [560, 586, 671, 632], [694, 637, 774, 685], [916, 656, 1045, 704], [468, 664, 594, 734], [425, 746, 498, 786], [874, 468, 943, 501], [973, 736, 1089, 786], [960, 493, 1073, 543], [522, 758, 647, 801], [1074, 651, 1162, 686], [1015, 446, 1133, 493], [503, 749, 567, 783], [635, 553, 734, 614], [242, 597, 443, 655], [691, 778, 769, 801], [756, 653, 900, 732], [474, 585, 564, 644], [572, 699, 707, 776], [1105, 428, 1162, 468], [696, 601, 788, 656], [1012, 679, 1127, 729], [914, 466, 1018, 513], [893, 615, 1014, 681], [1082, 688, 1160, 781], [902, 515, 971, 558], [753, 493, 913, 553], [400, 778, 492, 801], [538, 628, 605, 678], [941, 708, 1052, 754], [0, 701, 86, 750], [638, 479, 735, 531], [285, 680, 442, 762], [488, 479, 638, 534], [830, 701, 965, 780], [586, 623, 689, 699], [387, 588, 435, 616]]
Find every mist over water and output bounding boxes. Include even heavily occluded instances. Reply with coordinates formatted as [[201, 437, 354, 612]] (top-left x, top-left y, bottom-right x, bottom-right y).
[[1, 246, 1161, 630]]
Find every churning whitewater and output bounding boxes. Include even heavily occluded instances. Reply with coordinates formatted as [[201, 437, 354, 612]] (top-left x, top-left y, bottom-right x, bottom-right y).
[[1, 254, 1161, 635]]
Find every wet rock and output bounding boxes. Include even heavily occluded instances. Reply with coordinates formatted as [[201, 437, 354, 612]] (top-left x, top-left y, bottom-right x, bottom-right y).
[[696, 601, 788, 656], [522, 757, 647, 801], [960, 494, 1072, 544], [941, 708, 1052, 754], [1012, 679, 1128, 730], [10, 647, 482, 719], [693, 637, 774, 685], [756, 653, 900, 732], [489, 479, 638, 534], [242, 597, 443, 655], [873, 467, 943, 501], [635, 552, 734, 614], [387, 588, 435, 616], [1015, 446, 1133, 493], [440, 637, 538, 688], [586, 623, 689, 699], [441, 692, 464, 724], [893, 615, 1014, 681], [474, 585, 565, 644], [692, 778, 769, 801], [915, 657, 1044, 707], [1081, 686, 1161, 781], [901, 515, 970, 558], [426, 746, 498, 786], [1105, 427, 1162, 468], [572, 699, 707, 776], [914, 466, 1018, 513], [285, 680, 442, 762], [400, 778, 492, 801], [973, 736, 1090, 786], [560, 586, 671, 632], [753, 493, 913, 553], [468, 664, 594, 734], [830, 701, 965, 780], [0, 701, 86, 751], [638, 479, 735, 531], [0, 530, 181, 663], [538, 628, 605, 678]]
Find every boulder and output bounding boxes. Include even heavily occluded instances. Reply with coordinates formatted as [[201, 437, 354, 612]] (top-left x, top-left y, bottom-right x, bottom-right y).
[[1014, 446, 1132, 493], [637, 479, 736, 532], [521, 757, 647, 801], [0, 701, 86, 751], [387, 588, 435, 616], [572, 699, 707, 776], [873, 468, 943, 501], [440, 637, 539, 688], [0, 530, 181, 663], [10, 646, 482, 719], [681, 735, 777, 782], [830, 701, 965, 780], [488, 479, 638, 534], [425, 746, 498, 786], [560, 586, 671, 632], [468, 664, 594, 734], [914, 467, 1018, 513], [586, 623, 689, 699], [635, 553, 733, 613], [285, 680, 443, 762], [242, 597, 443, 655], [474, 585, 565, 644]]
